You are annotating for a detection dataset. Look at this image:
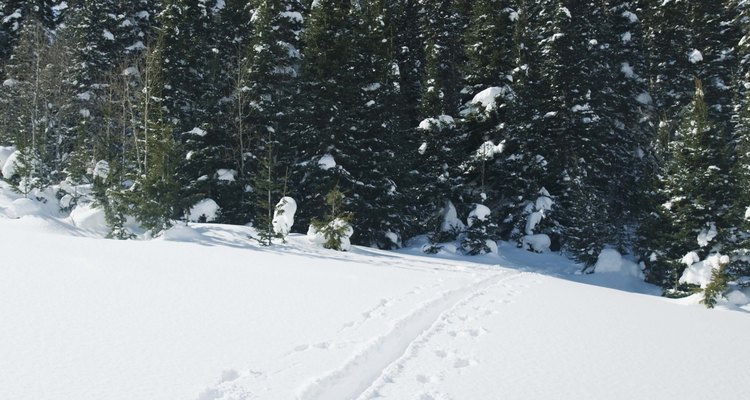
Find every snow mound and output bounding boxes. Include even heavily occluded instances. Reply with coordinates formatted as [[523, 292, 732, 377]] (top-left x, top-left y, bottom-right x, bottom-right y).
[[160, 224, 204, 242], [521, 234, 551, 253], [318, 154, 336, 170], [594, 248, 644, 278], [726, 290, 749, 306], [8, 198, 42, 218], [272, 197, 297, 237], [188, 199, 220, 222], [69, 203, 108, 234]]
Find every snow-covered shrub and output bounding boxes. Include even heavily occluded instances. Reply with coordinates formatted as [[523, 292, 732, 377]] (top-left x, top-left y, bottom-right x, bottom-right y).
[[272, 196, 297, 240], [188, 198, 220, 222], [308, 217, 354, 251], [680, 252, 730, 308], [425, 201, 465, 253], [310, 186, 353, 251], [520, 188, 554, 252], [460, 204, 498, 256]]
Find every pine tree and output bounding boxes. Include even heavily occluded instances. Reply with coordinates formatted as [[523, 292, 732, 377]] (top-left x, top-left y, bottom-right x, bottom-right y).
[[0, 18, 72, 192], [240, 0, 303, 234], [463, 0, 516, 93], [419, 0, 465, 117], [641, 80, 734, 289], [311, 185, 354, 251]]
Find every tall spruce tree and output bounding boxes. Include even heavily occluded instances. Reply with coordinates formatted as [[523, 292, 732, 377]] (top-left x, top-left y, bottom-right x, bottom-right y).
[[641, 80, 734, 289], [241, 0, 303, 242]]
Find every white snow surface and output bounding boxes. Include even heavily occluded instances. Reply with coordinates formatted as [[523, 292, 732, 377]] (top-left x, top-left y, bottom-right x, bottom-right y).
[[594, 248, 644, 279], [1, 180, 750, 400]]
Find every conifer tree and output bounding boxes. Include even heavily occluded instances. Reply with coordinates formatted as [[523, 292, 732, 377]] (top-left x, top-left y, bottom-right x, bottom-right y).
[[241, 0, 303, 231], [463, 0, 516, 93], [641, 80, 733, 289], [419, 0, 465, 117]]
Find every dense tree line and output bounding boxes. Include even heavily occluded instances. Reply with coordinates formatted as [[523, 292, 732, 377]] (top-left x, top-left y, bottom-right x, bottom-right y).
[[1, 0, 749, 304]]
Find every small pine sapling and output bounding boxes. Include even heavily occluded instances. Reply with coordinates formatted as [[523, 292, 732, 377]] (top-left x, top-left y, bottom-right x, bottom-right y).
[[311, 186, 354, 251]]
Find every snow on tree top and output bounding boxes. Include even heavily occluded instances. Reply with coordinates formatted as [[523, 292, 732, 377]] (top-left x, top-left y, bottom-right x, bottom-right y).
[[689, 49, 703, 64], [622, 11, 638, 23], [318, 154, 336, 170], [217, 169, 236, 182], [466, 86, 510, 114], [418, 115, 455, 131], [475, 141, 504, 161], [281, 11, 304, 23], [212, 0, 226, 13], [636, 92, 652, 105], [187, 127, 208, 137], [467, 204, 491, 227]]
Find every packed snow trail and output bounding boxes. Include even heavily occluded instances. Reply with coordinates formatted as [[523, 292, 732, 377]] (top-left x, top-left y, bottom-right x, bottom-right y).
[[298, 270, 523, 400]]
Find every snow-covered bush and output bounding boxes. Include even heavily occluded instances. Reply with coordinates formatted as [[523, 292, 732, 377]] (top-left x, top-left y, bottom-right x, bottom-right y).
[[308, 218, 354, 251], [424, 201, 465, 253], [272, 196, 297, 240], [520, 188, 554, 252], [680, 252, 730, 308], [310, 186, 353, 251], [460, 203, 497, 255], [188, 198, 220, 222]]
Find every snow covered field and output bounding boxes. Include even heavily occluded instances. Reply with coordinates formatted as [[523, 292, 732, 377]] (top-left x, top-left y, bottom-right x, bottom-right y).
[[1, 181, 750, 400]]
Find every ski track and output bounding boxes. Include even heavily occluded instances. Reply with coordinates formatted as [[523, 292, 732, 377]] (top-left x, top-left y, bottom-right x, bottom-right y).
[[296, 269, 524, 400], [358, 273, 542, 400]]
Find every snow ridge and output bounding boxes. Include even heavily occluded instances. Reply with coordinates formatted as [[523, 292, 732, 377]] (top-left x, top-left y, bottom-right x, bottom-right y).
[[297, 270, 521, 400]]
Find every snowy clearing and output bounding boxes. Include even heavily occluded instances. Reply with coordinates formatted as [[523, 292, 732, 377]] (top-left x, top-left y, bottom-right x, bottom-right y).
[[1, 182, 749, 400]]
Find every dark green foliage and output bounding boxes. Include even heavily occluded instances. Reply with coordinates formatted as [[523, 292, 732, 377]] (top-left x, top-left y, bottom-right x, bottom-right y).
[[641, 80, 733, 288], [460, 204, 497, 256], [311, 186, 354, 251], [702, 263, 729, 308]]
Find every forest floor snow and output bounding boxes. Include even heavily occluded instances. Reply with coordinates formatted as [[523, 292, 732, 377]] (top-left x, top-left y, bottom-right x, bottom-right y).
[[1, 181, 749, 400]]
